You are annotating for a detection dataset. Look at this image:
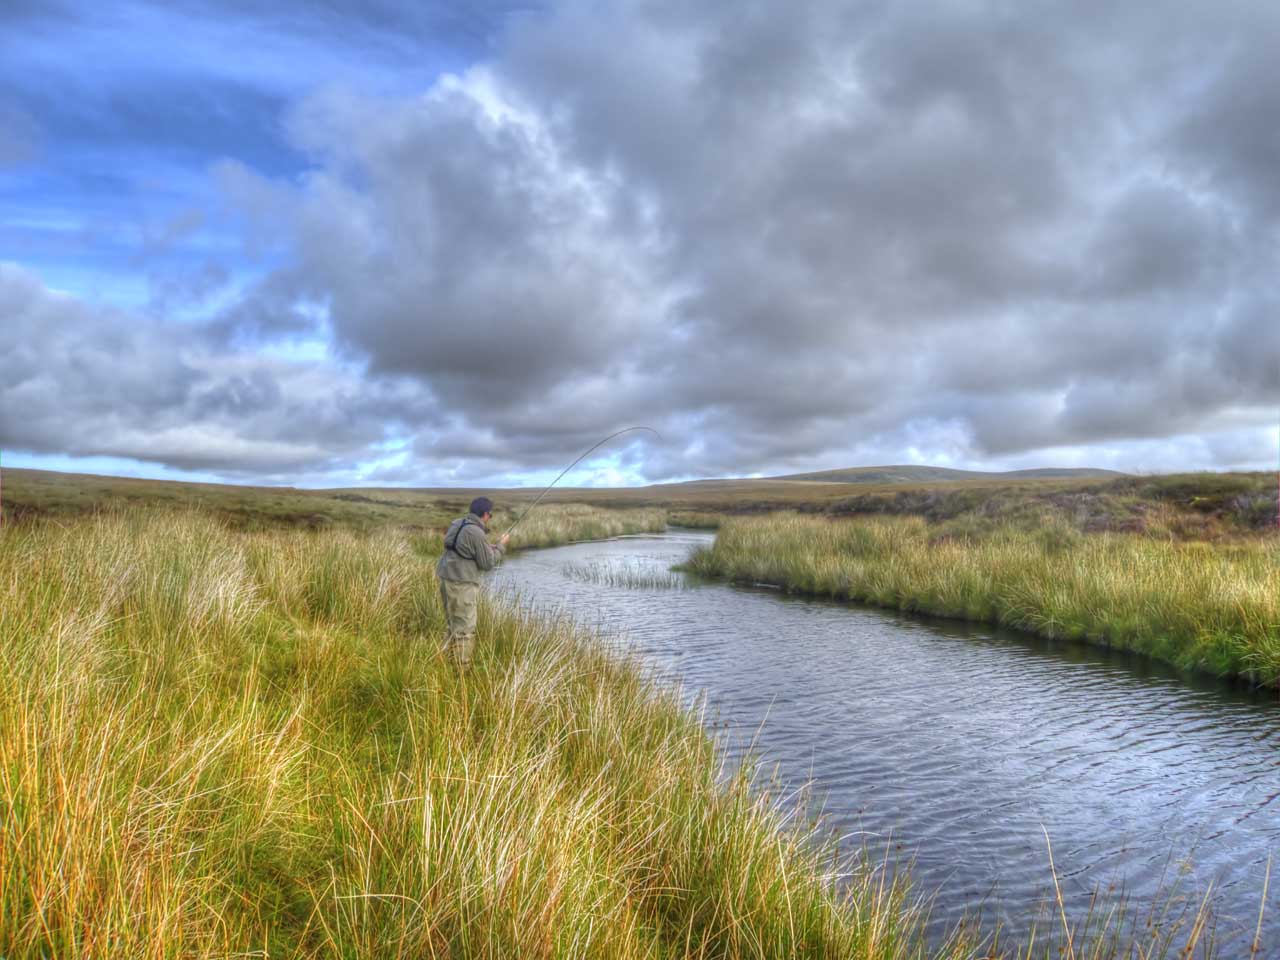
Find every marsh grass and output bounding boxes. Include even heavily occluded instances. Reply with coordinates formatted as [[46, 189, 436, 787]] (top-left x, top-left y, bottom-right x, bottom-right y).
[[561, 559, 687, 590], [0, 509, 1234, 957], [668, 511, 727, 529], [685, 514, 1280, 686], [9, 466, 1274, 540], [0, 509, 950, 959], [498, 504, 668, 549]]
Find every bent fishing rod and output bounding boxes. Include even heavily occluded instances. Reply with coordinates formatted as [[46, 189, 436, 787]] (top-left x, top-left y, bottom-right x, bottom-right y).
[[502, 426, 662, 538]]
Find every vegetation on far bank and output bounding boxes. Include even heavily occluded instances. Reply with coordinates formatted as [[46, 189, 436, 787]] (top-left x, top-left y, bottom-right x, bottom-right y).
[[498, 503, 667, 548], [822, 472, 1279, 539], [5, 465, 1273, 542], [668, 510, 726, 529], [0, 467, 666, 546], [684, 513, 1280, 687]]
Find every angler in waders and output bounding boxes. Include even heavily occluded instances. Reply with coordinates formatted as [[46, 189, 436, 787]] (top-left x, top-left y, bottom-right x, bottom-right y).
[[436, 497, 510, 669]]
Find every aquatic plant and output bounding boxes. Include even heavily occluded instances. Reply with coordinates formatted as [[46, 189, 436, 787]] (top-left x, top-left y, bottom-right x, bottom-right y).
[[561, 558, 687, 589]]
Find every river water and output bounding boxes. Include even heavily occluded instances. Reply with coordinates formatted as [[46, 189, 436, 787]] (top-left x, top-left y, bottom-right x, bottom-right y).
[[494, 531, 1280, 954]]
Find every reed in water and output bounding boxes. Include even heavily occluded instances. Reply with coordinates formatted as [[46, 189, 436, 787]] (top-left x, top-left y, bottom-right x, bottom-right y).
[[561, 558, 687, 589]]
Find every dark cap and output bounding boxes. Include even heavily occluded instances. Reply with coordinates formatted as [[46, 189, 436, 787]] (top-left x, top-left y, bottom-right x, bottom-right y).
[[469, 496, 494, 517]]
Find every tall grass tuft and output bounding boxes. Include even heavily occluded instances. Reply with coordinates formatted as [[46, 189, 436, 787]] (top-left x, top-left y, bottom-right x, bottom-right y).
[[561, 559, 687, 589], [685, 514, 1280, 686]]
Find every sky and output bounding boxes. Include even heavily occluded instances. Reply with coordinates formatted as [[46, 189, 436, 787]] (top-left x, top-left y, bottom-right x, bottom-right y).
[[2, 0, 1277, 488]]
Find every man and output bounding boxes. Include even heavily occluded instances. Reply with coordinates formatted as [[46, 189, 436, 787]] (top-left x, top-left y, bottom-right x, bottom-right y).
[[436, 496, 510, 668]]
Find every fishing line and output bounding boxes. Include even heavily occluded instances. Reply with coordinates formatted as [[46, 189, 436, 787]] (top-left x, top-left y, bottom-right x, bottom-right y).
[[502, 426, 662, 537]]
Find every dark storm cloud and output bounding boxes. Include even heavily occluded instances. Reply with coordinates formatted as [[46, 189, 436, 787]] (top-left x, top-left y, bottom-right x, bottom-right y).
[[1171, 13, 1280, 217], [7, 0, 1279, 482], [207, 0, 1277, 479]]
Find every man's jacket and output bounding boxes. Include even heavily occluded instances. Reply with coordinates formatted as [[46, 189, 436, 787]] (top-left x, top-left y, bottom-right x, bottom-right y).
[[436, 513, 506, 583]]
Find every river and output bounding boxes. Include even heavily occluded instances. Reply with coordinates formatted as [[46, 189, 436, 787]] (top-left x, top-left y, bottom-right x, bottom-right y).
[[494, 530, 1280, 954]]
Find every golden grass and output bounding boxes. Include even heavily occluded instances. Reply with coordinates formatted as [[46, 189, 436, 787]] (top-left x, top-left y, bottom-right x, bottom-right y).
[[561, 559, 687, 590], [685, 514, 1280, 686], [499, 504, 668, 549], [0, 508, 1232, 957], [6, 466, 1273, 541], [0, 510, 949, 958]]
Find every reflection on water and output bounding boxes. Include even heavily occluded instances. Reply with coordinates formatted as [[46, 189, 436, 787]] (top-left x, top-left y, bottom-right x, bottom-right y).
[[494, 532, 1280, 952]]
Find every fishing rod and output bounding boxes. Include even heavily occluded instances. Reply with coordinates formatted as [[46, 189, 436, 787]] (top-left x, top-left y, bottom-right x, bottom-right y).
[[502, 426, 662, 538]]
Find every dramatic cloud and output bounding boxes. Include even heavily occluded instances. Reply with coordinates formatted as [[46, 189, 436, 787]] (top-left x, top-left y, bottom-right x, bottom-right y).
[[3, 0, 1278, 482], [0, 263, 436, 479]]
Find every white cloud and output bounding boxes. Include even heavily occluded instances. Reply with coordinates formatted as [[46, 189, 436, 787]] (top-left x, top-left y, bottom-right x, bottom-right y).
[[8, 1, 1280, 482]]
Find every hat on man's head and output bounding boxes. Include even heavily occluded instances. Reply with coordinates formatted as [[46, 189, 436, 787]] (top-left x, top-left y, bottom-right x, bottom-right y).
[[469, 496, 494, 517]]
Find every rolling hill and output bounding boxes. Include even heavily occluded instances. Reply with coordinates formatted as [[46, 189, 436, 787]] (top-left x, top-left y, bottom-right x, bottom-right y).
[[765, 465, 1121, 484]]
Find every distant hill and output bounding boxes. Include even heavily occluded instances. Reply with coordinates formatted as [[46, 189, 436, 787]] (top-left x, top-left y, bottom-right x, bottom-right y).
[[765, 465, 1122, 484]]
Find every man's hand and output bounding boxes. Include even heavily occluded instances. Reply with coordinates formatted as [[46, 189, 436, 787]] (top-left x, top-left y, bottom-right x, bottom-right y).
[[499, 533, 511, 548]]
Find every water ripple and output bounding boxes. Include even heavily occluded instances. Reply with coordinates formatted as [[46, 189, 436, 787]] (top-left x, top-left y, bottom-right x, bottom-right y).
[[495, 533, 1280, 953]]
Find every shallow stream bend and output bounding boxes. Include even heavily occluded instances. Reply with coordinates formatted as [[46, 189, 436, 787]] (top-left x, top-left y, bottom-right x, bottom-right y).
[[494, 531, 1280, 953]]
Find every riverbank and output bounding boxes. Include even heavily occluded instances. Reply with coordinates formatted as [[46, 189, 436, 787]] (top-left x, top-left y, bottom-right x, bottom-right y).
[[683, 514, 1280, 688]]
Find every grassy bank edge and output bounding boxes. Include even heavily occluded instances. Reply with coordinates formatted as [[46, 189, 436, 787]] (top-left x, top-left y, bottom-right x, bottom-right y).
[[682, 514, 1280, 690]]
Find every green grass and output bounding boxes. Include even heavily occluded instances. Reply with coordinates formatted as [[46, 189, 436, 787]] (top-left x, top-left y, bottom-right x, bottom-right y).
[[1, 466, 467, 531], [561, 559, 687, 590], [0, 467, 1260, 956], [668, 511, 727, 529], [0, 509, 949, 959], [0, 508, 1231, 958], [7, 466, 1274, 538], [2, 467, 668, 548], [684, 514, 1280, 686], [500, 504, 668, 548]]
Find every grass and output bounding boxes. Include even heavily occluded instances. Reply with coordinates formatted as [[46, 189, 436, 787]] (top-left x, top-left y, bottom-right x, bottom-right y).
[[0, 466, 462, 531], [683, 513, 1280, 687], [0, 507, 1232, 958], [2, 467, 668, 548], [0, 467, 1264, 955], [561, 559, 688, 590], [6, 465, 1274, 539], [823, 472, 1279, 539], [668, 511, 727, 529], [0, 509, 950, 959], [499, 504, 668, 549]]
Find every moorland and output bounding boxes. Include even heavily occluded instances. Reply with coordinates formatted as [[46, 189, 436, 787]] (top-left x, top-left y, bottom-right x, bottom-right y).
[[0, 463, 1273, 957]]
